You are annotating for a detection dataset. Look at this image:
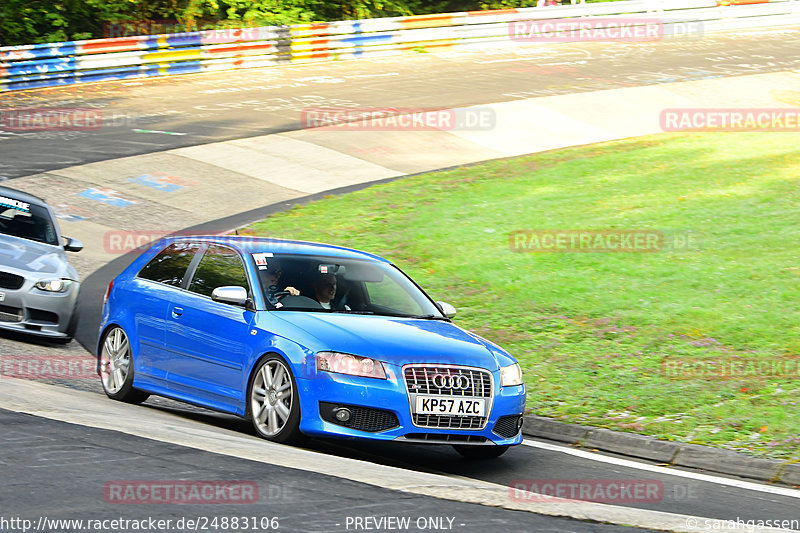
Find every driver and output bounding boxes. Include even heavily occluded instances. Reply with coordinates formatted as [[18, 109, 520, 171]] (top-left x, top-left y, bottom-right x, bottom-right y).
[[264, 260, 299, 305]]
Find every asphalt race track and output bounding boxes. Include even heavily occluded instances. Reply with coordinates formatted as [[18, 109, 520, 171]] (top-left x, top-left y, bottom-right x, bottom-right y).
[[3, 408, 650, 533], [1, 26, 800, 532], [2, 28, 800, 179]]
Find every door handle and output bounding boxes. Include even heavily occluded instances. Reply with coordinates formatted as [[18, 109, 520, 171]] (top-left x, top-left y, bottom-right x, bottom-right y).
[[171, 307, 183, 318]]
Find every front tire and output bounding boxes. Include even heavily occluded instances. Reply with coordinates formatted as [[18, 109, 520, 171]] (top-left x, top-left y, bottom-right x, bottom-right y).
[[99, 326, 149, 404], [453, 445, 510, 459], [247, 355, 302, 444]]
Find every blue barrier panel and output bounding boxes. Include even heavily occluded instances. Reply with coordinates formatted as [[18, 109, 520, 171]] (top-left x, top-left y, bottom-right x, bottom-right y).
[[0, 42, 78, 61], [4, 77, 77, 90], [166, 61, 204, 74], [5, 57, 78, 77], [78, 67, 152, 84], [340, 34, 394, 45], [167, 33, 204, 47], [75, 64, 149, 79], [5, 71, 74, 83]]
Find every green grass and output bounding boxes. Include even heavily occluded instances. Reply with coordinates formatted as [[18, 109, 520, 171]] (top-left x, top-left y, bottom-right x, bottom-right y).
[[246, 132, 800, 460]]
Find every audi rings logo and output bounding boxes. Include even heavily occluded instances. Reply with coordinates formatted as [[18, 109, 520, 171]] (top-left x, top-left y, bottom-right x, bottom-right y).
[[432, 374, 471, 390]]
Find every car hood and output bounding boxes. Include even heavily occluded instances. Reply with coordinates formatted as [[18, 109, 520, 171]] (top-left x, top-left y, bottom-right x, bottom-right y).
[[270, 312, 500, 370], [0, 236, 75, 278]]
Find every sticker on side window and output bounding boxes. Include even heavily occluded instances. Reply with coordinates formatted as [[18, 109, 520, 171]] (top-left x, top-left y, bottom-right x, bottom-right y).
[[252, 253, 273, 268]]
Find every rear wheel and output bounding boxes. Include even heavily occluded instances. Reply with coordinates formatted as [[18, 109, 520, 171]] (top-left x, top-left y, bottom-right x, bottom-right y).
[[453, 445, 510, 459], [247, 355, 303, 444], [99, 326, 149, 404]]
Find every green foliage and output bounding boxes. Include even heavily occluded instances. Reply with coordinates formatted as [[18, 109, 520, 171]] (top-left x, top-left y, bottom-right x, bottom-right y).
[[0, 0, 134, 44], [181, 0, 319, 28]]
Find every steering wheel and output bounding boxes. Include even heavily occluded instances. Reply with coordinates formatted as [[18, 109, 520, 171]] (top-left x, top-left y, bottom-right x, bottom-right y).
[[272, 290, 291, 300]]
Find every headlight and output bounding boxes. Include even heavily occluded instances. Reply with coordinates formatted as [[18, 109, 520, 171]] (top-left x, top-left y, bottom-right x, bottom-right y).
[[500, 363, 524, 387], [34, 279, 73, 293], [316, 351, 386, 379]]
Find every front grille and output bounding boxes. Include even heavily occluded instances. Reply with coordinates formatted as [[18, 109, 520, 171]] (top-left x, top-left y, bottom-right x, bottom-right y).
[[493, 415, 523, 439], [414, 414, 486, 430], [319, 402, 399, 432], [0, 304, 23, 322], [404, 365, 492, 397], [404, 365, 493, 430], [0, 271, 24, 290], [402, 433, 488, 444]]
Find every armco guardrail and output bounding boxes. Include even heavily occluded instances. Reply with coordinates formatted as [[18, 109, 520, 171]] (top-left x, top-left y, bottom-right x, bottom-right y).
[[1, 0, 798, 92]]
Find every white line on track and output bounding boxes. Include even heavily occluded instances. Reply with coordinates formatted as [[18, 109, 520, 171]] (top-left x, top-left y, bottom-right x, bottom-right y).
[[474, 56, 550, 64], [343, 73, 400, 78], [115, 140, 167, 147], [522, 440, 800, 499], [212, 125, 271, 131]]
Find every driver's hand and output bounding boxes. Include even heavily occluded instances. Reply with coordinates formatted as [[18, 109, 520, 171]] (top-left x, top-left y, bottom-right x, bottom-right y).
[[285, 286, 300, 296]]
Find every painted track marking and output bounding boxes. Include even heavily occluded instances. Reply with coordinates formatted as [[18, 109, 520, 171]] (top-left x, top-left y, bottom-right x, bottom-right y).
[[522, 440, 800, 499]]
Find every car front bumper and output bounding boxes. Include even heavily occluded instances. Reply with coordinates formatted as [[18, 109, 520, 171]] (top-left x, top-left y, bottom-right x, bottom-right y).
[[0, 279, 79, 338], [296, 365, 526, 446]]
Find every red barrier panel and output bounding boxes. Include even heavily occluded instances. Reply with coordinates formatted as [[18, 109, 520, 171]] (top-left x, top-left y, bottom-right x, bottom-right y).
[[79, 37, 145, 54]]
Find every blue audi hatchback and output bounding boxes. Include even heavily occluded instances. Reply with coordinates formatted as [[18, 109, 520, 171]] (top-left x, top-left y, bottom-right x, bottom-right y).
[[98, 236, 526, 458]]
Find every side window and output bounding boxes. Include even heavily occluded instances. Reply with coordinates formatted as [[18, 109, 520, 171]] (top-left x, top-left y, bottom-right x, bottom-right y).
[[188, 245, 250, 298], [138, 242, 201, 287]]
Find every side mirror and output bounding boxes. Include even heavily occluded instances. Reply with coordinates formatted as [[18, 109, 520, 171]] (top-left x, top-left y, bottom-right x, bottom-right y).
[[211, 286, 248, 306], [436, 301, 457, 318], [63, 237, 83, 252]]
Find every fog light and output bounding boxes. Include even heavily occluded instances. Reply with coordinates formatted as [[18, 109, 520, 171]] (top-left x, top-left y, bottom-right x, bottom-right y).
[[334, 408, 352, 422], [517, 416, 524, 430]]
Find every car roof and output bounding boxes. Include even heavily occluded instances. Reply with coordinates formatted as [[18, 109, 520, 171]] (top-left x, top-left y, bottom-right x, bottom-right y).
[[0, 185, 49, 208], [170, 235, 390, 263]]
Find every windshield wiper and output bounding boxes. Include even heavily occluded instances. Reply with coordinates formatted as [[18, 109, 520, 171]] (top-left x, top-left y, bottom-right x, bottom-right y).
[[271, 307, 332, 312]]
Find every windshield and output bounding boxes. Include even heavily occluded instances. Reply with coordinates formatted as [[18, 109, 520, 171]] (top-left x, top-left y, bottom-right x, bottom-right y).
[[0, 198, 58, 246], [251, 253, 445, 319]]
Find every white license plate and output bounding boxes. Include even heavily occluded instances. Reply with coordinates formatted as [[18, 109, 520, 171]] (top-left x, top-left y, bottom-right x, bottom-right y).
[[0, 292, 5, 302], [414, 396, 485, 416]]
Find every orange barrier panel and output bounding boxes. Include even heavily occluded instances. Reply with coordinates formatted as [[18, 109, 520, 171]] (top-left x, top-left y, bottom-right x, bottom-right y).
[[401, 14, 455, 29]]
